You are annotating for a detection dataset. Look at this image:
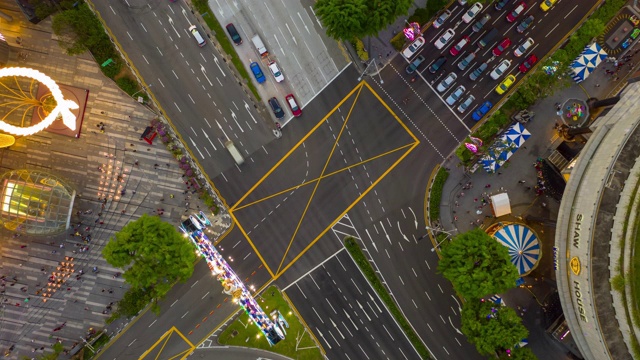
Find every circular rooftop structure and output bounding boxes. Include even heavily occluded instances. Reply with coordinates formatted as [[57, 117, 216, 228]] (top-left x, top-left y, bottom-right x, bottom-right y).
[[0, 169, 75, 235], [490, 223, 541, 276]]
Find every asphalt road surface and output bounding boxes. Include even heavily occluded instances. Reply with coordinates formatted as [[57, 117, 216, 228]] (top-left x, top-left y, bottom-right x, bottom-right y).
[[283, 249, 421, 359]]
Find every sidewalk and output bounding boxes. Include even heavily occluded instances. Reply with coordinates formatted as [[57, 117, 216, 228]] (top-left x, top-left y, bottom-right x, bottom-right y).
[[0, 5, 230, 359], [434, 5, 640, 359]]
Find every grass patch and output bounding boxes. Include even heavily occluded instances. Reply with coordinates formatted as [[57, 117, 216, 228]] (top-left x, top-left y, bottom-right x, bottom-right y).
[[83, 332, 110, 358], [218, 286, 322, 360], [344, 237, 431, 359], [191, 0, 260, 101], [429, 167, 449, 221]]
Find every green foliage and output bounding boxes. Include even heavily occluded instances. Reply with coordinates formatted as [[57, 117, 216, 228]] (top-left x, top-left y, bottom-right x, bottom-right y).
[[115, 77, 140, 96], [505, 0, 625, 112], [391, 0, 449, 51], [219, 286, 322, 360], [102, 214, 197, 314], [455, 111, 510, 165], [315, 0, 413, 41], [438, 228, 520, 300], [611, 273, 626, 293], [199, 192, 219, 214], [52, 3, 116, 60], [344, 237, 431, 359], [429, 167, 449, 221], [191, 0, 260, 101], [461, 299, 529, 356], [499, 345, 538, 359], [108, 287, 154, 320], [353, 38, 369, 61]]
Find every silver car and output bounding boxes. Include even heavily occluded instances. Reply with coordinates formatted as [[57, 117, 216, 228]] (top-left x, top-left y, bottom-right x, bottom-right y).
[[437, 72, 457, 93], [446, 85, 466, 106], [433, 10, 451, 29], [469, 62, 488, 81], [458, 53, 476, 71], [457, 95, 475, 113]]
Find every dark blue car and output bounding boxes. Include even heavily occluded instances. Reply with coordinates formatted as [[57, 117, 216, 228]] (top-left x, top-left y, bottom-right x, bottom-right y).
[[472, 101, 493, 121], [250, 62, 265, 84]]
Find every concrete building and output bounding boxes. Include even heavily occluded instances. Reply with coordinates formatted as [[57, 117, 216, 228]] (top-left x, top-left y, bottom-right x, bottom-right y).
[[555, 80, 640, 360]]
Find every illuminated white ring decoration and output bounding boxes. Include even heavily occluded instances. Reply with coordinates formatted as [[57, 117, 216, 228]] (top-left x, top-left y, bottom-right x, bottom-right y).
[[0, 67, 78, 136]]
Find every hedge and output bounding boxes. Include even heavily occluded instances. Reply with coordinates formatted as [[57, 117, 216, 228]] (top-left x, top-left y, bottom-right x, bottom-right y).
[[454, 111, 510, 165], [344, 237, 431, 359], [429, 167, 449, 221]]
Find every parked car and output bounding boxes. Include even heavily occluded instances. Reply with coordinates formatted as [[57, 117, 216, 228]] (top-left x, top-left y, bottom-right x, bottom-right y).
[[433, 10, 451, 29], [519, 54, 538, 73], [402, 37, 426, 58], [472, 14, 491, 33], [495, 0, 509, 10], [457, 95, 475, 113], [458, 52, 476, 71], [406, 55, 426, 74], [492, 38, 512, 56], [450, 36, 471, 56], [268, 61, 285, 82], [269, 97, 285, 119], [429, 56, 447, 73], [435, 29, 455, 49], [540, 0, 558, 11], [469, 62, 488, 81], [517, 15, 535, 33], [507, 2, 527, 22], [226, 23, 242, 45], [285, 94, 302, 117], [436, 72, 457, 93], [472, 101, 493, 121], [490, 59, 511, 80], [496, 75, 516, 94], [446, 85, 466, 105], [250, 62, 266, 83], [514, 38, 534, 57], [462, 3, 483, 23]]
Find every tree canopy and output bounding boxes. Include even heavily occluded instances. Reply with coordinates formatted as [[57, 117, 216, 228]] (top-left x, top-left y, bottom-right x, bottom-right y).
[[314, 0, 412, 41], [461, 299, 529, 356], [499, 346, 538, 360], [438, 228, 520, 300], [102, 214, 197, 315]]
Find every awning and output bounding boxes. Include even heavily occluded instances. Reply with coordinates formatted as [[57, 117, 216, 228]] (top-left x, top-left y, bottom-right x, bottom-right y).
[[493, 224, 541, 276], [490, 193, 511, 217], [504, 123, 531, 148], [570, 43, 607, 83]]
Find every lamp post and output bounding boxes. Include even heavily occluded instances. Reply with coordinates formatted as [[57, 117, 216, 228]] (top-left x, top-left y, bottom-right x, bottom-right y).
[[426, 226, 457, 252], [132, 83, 152, 98], [357, 60, 384, 84]]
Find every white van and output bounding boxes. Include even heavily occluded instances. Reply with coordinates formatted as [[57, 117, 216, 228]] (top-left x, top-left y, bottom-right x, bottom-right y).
[[251, 35, 268, 58], [189, 25, 206, 47], [225, 140, 244, 165]]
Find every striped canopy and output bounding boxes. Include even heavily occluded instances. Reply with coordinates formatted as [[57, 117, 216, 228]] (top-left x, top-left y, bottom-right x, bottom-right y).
[[493, 224, 540, 276]]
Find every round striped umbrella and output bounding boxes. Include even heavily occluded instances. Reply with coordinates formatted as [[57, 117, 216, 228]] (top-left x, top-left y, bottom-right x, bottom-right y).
[[493, 224, 540, 276]]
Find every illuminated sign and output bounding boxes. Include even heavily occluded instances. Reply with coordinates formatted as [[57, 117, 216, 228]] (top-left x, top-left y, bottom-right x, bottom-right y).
[[570, 256, 581, 275], [0, 67, 78, 136]]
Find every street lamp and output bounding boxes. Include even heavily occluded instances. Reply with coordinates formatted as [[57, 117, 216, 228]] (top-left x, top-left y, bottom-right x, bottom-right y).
[[426, 226, 457, 252], [132, 84, 152, 99], [357, 60, 384, 84]]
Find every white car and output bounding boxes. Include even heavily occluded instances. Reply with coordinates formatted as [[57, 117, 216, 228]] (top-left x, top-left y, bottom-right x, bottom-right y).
[[490, 60, 512, 80], [402, 36, 426, 59], [462, 3, 483, 23], [446, 85, 466, 106], [434, 29, 455, 50], [433, 10, 451, 29], [514, 38, 534, 57], [457, 95, 475, 113], [268, 61, 284, 82], [436, 72, 457, 93]]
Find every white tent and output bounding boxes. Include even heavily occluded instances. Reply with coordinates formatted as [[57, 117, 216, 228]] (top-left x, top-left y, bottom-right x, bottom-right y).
[[490, 193, 511, 217]]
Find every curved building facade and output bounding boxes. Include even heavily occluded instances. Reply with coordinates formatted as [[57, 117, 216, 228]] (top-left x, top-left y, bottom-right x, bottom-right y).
[[555, 82, 640, 360]]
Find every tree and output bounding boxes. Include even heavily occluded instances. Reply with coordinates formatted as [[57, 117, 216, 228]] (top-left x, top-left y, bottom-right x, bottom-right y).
[[500, 347, 538, 360], [314, 0, 412, 41], [461, 299, 529, 356], [102, 214, 197, 313], [438, 228, 520, 300]]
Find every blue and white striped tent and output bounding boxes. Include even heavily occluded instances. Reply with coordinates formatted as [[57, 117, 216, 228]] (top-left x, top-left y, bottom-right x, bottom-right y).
[[493, 224, 540, 276], [570, 43, 607, 83]]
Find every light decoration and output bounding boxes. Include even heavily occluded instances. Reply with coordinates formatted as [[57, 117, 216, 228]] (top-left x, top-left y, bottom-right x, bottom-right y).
[[0, 67, 78, 136], [180, 212, 284, 346]]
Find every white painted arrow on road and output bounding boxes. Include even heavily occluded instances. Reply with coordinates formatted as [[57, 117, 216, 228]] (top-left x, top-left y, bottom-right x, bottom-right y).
[[167, 16, 181, 38], [315, 328, 331, 349], [448, 316, 463, 334], [189, 137, 204, 159], [356, 300, 371, 321], [200, 64, 213, 86], [244, 101, 257, 123], [330, 318, 345, 339], [229, 111, 244, 133], [216, 120, 229, 141], [379, 221, 391, 245], [409, 206, 418, 229], [397, 221, 410, 242], [212, 55, 225, 76], [368, 292, 382, 313], [343, 308, 358, 330], [201, 129, 217, 151]]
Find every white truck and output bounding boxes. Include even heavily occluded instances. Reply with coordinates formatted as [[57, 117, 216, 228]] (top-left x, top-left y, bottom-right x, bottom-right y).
[[225, 140, 244, 165], [251, 34, 268, 58]]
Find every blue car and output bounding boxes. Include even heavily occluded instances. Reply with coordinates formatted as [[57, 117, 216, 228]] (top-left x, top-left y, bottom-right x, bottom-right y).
[[472, 101, 493, 121], [250, 62, 265, 83]]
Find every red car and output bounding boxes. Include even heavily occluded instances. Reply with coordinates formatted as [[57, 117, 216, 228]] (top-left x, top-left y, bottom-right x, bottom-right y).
[[506, 2, 527, 22], [285, 94, 302, 117], [492, 38, 511, 56], [449, 35, 471, 56], [519, 54, 538, 73]]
